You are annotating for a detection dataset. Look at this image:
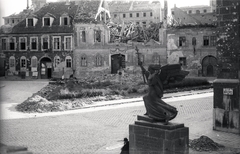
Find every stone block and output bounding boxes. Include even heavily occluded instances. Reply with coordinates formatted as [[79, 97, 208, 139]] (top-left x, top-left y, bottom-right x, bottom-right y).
[[129, 119, 189, 154]]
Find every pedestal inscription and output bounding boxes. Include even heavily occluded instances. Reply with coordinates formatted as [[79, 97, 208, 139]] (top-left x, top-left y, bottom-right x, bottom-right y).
[[129, 116, 189, 154]]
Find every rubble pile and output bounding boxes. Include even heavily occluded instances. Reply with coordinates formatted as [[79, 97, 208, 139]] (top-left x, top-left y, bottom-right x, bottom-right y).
[[108, 22, 163, 43], [189, 136, 225, 152]]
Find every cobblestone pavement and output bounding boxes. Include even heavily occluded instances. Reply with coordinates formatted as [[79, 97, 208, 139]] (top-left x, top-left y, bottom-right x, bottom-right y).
[[1, 95, 240, 154]]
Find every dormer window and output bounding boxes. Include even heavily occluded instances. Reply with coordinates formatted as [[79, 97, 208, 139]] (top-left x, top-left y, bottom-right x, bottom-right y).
[[44, 18, 50, 26], [42, 13, 55, 27], [60, 13, 71, 26], [28, 19, 34, 26], [26, 16, 38, 27]]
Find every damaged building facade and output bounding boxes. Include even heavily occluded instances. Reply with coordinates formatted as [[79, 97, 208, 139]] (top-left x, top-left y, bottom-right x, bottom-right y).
[[0, 0, 167, 79], [73, 1, 167, 78], [167, 5, 217, 77]]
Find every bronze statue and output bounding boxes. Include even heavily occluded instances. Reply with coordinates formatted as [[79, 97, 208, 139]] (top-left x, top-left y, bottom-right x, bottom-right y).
[[136, 47, 189, 124]]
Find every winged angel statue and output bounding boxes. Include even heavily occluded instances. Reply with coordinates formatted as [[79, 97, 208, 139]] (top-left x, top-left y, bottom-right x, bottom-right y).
[[136, 47, 189, 124]]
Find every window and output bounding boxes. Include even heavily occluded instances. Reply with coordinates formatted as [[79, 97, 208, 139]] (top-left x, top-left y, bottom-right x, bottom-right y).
[[196, 10, 200, 14], [130, 13, 132, 18], [143, 12, 146, 17], [81, 55, 87, 66], [210, 36, 216, 46], [31, 56, 38, 68], [142, 22, 146, 27], [203, 36, 209, 46], [80, 30, 86, 42], [12, 20, 14, 24], [171, 11, 174, 15], [66, 56, 72, 68], [9, 37, 16, 50], [64, 36, 72, 50], [19, 37, 27, 50], [204, 9, 207, 13], [153, 54, 160, 65], [94, 30, 101, 42], [114, 14, 117, 18], [53, 36, 61, 50], [63, 17, 68, 25], [43, 17, 50, 26], [9, 56, 15, 71], [136, 13, 139, 17], [96, 54, 102, 66], [150, 12, 153, 16], [1, 38, 7, 50], [179, 36, 186, 46], [123, 14, 126, 18], [28, 18, 34, 26], [188, 10, 192, 14], [179, 57, 186, 66], [30, 37, 38, 50], [192, 37, 196, 46], [42, 36, 49, 50], [20, 56, 26, 69], [54, 56, 60, 67]]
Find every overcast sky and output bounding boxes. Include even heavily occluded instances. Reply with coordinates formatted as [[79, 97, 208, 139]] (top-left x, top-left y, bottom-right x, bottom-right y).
[[0, 0, 210, 26]]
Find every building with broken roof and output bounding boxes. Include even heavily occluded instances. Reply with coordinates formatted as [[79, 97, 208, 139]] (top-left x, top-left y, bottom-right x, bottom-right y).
[[73, 0, 167, 78], [167, 5, 217, 77], [0, 0, 167, 79]]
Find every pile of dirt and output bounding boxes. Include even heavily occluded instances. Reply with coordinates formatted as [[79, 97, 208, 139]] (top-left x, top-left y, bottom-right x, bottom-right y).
[[189, 136, 225, 152]]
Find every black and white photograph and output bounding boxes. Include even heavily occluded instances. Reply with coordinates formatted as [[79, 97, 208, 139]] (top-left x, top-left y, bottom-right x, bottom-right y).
[[0, 0, 240, 153]]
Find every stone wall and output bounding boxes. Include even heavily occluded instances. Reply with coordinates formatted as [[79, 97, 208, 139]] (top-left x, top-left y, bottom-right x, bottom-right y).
[[167, 27, 217, 77]]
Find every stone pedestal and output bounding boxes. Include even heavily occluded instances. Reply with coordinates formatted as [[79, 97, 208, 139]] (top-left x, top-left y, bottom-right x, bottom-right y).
[[129, 115, 189, 154]]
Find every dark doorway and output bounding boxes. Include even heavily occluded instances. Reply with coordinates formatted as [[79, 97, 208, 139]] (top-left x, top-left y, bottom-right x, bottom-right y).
[[202, 55, 217, 77], [111, 54, 125, 74], [40, 57, 52, 79], [207, 65, 213, 76], [0, 58, 5, 76]]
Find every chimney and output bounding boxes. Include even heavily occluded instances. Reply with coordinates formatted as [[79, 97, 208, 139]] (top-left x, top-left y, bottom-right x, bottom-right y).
[[27, 0, 29, 9]]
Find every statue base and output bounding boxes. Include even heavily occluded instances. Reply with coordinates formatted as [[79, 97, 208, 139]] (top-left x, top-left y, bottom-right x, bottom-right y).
[[129, 115, 189, 154]]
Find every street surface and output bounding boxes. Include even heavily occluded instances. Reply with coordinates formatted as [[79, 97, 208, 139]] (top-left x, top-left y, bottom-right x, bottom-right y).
[[0, 80, 240, 154]]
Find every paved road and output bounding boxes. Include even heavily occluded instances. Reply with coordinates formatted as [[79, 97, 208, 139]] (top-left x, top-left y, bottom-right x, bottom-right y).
[[1, 95, 240, 154]]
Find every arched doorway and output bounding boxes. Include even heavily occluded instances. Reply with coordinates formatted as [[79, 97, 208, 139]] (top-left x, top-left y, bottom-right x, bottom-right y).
[[111, 54, 125, 74], [202, 55, 217, 77], [40, 57, 52, 79]]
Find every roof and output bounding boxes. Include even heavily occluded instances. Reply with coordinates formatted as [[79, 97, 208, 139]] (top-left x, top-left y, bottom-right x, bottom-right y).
[[178, 5, 211, 9], [11, 2, 78, 34], [172, 6, 216, 26], [3, 9, 33, 19]]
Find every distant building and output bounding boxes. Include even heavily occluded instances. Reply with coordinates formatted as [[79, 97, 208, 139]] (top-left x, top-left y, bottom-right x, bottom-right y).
[[108, 0, 163, 27], [168, 5, 217, 77], [171, 5, 212, 15], [2, 0, 47, 26]]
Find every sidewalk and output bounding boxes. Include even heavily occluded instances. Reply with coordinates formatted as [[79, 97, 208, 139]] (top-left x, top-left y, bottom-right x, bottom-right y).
[[0, 88, 213, 120]]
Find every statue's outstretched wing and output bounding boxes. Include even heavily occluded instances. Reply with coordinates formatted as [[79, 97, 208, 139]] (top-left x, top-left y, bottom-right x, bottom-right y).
[[160, 64, 189, 84]]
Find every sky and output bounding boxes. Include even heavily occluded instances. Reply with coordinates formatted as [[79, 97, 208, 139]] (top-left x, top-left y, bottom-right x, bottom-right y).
[[0, 0, 210, 26]]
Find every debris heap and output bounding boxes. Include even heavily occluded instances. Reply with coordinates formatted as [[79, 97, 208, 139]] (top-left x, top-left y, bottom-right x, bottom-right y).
[[189, 136, 225, 152]]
